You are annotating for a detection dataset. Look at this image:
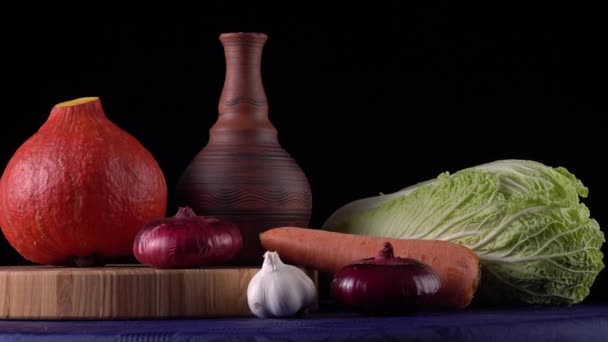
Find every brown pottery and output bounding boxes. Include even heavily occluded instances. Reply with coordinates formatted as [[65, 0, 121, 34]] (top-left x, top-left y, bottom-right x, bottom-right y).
[[176, 32, 312, 265]]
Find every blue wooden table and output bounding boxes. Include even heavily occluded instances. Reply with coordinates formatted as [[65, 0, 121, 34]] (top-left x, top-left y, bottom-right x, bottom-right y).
[[1, 304, 607, 341]]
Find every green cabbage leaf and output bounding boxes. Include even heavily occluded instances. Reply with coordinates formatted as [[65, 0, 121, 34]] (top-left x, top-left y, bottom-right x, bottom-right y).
[[323, 160, 605, 305]]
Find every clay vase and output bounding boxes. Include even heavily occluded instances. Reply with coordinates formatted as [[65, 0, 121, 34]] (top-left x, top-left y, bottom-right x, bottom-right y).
[[176, 32, 313, 265]]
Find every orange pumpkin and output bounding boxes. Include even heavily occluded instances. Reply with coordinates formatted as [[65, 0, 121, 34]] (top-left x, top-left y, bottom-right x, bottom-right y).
[[0, 97, 167, 266]]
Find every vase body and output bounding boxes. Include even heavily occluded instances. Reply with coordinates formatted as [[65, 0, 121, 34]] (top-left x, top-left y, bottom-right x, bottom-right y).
[[176, 32, 312, 265]]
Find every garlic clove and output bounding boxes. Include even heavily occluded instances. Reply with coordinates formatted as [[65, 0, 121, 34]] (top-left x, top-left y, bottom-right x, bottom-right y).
[[247, 251, 317, 318]]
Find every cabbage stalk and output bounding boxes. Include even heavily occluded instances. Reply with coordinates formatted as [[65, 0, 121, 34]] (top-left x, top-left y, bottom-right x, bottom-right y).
[[323, 160, 604, 305]]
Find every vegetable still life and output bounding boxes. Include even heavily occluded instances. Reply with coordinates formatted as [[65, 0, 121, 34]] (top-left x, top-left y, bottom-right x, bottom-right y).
[[0, 31, 603, 322]]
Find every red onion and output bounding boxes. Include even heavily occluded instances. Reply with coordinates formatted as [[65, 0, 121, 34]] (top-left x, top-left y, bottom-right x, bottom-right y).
[[331, 242, 441, 315], [133, 207, 242, 268]]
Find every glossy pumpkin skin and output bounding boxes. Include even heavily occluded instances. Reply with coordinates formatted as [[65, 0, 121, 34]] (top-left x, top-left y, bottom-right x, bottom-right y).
[[0, 97, 167, 266]]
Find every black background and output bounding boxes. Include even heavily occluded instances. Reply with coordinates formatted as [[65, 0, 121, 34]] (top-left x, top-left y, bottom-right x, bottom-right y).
[[0, 2, 606, 303]]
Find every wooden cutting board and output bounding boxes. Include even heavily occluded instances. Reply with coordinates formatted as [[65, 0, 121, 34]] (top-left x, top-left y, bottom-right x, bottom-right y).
[[0, 265, 318, 320]]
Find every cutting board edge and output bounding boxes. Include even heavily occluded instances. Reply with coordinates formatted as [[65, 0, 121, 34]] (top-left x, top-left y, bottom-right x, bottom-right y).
[[0, 265, 319, 320]]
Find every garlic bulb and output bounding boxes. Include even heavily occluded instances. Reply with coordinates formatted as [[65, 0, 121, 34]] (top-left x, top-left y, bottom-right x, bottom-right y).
[[247, 251, 317, 318]]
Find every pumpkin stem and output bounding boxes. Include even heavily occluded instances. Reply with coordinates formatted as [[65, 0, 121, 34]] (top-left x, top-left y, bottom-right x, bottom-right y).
[[54, 97, 100, 108], [48, 97, 106, 122]]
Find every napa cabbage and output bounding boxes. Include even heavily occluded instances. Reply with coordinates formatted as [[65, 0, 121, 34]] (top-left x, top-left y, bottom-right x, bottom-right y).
[[323, 160, 605, 305]]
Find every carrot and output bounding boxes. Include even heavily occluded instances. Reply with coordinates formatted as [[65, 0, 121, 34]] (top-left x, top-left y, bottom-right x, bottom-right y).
[[260, 227, 480, 309]]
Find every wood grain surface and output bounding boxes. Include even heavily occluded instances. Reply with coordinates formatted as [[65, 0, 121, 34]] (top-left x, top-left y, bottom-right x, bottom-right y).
[[0, 265, 318, 320]]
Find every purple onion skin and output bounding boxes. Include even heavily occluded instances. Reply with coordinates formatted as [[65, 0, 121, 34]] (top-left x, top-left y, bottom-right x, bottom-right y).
[[330, 242, 441, 315], [133, 207, 243, 269]]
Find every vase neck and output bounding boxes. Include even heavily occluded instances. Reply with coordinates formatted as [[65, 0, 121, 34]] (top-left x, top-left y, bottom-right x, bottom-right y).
[[212, 33, 277, 145]]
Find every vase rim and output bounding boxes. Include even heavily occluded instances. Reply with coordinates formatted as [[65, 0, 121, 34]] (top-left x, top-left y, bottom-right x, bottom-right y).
[[220, 32, 268, 44]]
